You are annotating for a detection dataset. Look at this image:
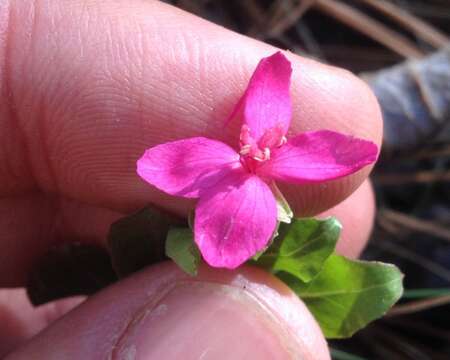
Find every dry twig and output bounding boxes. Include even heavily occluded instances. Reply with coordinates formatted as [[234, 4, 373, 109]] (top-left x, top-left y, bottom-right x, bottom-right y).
[[374, 170, 450, 185], [388, 294, 450, 317], [361, 0, 449, 48], [267, 0, 315, 38], [379, 209, 450, 243], [314, 0, 425, 58], [375, 240, 450, 283]]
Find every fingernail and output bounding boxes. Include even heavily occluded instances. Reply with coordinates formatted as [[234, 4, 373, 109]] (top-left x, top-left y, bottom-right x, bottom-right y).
[[113, 281, 304, 360]]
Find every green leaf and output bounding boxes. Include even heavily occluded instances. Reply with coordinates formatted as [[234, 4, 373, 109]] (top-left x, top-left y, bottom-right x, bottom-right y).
[[27, 243, 117, 306], [279, 254, 404, 338], [107, 206, 183, 278], [256, 217, 341, 282], [165, 228, 201, 276]]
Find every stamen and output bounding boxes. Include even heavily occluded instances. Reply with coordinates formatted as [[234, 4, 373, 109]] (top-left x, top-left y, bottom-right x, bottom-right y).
[[239, 125, 273, 165], [251, 147, 270, 162], [239, 144, 251, 156], [239, 125, 252, 145], [279, 136, 287, 147]]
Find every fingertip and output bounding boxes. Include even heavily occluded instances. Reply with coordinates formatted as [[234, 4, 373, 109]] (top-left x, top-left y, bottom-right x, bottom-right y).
[[0, 288, 85, 357], [1, 0, 382, 218], [320, 179, 376, 258], [290, 58, 383, 147], [7, 263, 330, 360], [279, 55, 382, 215]]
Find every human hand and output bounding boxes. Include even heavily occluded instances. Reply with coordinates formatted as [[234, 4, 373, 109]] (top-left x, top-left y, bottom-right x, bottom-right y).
[[0, 1, 382, 358]]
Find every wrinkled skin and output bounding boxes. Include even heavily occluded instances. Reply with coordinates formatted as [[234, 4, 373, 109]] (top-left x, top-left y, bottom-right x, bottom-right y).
[[0, 0, 381, 359]]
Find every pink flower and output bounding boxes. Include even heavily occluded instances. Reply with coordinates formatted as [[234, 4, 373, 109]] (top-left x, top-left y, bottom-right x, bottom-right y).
[[137, 52, 378, 269]]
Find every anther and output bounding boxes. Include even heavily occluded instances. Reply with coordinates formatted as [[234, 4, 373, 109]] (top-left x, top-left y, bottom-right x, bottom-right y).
[[239, 145, 251, 156]]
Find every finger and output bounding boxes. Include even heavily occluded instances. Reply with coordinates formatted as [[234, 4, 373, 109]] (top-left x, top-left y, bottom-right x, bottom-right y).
[[6, 263, 330, 360], [0, 288, 84, 357], [0, 194, 122, 286], [0, 179, 374, 287], [0, 0, 382, 215], [1, 180, 375, 355], [319, 179, 375, 258]]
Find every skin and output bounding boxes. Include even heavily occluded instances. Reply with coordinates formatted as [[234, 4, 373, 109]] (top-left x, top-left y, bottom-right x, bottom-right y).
[[0, 0, 382, 358]]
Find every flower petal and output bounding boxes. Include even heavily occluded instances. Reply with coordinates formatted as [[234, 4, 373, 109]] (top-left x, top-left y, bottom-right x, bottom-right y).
[[258, 130, 378, 183], [137, 137, 240, 198], [231, 52, 292, 143], [195, 172, 277, 268]]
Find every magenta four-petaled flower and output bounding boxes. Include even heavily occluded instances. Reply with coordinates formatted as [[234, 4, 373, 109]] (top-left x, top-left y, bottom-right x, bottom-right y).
[[137, 52, 378, 269]]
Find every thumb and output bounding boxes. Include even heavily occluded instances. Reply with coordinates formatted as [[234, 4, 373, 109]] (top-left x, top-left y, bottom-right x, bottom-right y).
[[6, 263, 329, 360]]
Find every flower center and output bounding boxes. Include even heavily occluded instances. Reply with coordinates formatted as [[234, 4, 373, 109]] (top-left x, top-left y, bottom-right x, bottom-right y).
[[239, 125, 286, 171]]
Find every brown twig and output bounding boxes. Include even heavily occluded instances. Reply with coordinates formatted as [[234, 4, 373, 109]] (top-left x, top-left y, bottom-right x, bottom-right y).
[[387, 295, 450, 317], [375, 240, 450, 283], [379, 209, 450, 243], [247, 0, 284, 38], [361, 0, 449, 49], [385, 317, 450, 340], [367, 325, 439, 359], [177, 0, 207, 16], [401, 2, 450, 21], [314, 0, 425, 58], [377, 212, 403, 234], [267, 0, 316, 38], [412, 145, 450, 160], [241, 0, 268, 34], [374, 170, 450, 185]]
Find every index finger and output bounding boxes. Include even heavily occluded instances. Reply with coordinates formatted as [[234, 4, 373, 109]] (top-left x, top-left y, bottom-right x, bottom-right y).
[[0, 0, 382, 215]]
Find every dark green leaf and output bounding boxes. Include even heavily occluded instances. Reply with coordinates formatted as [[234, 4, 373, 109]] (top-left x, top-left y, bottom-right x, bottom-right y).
[[27, 243, 117, 305], [279, 254, 404, 338], [107, 206, 183, 278], [166, 228, 201, 276], [256, 217, 340, 282]]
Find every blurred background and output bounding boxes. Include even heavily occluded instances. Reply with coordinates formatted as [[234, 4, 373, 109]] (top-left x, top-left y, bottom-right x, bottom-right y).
[[165, 1, 450, 359]]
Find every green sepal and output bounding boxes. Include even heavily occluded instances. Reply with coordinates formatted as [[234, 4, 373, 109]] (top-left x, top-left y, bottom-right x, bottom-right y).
[[165, 228, 201, 276]]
